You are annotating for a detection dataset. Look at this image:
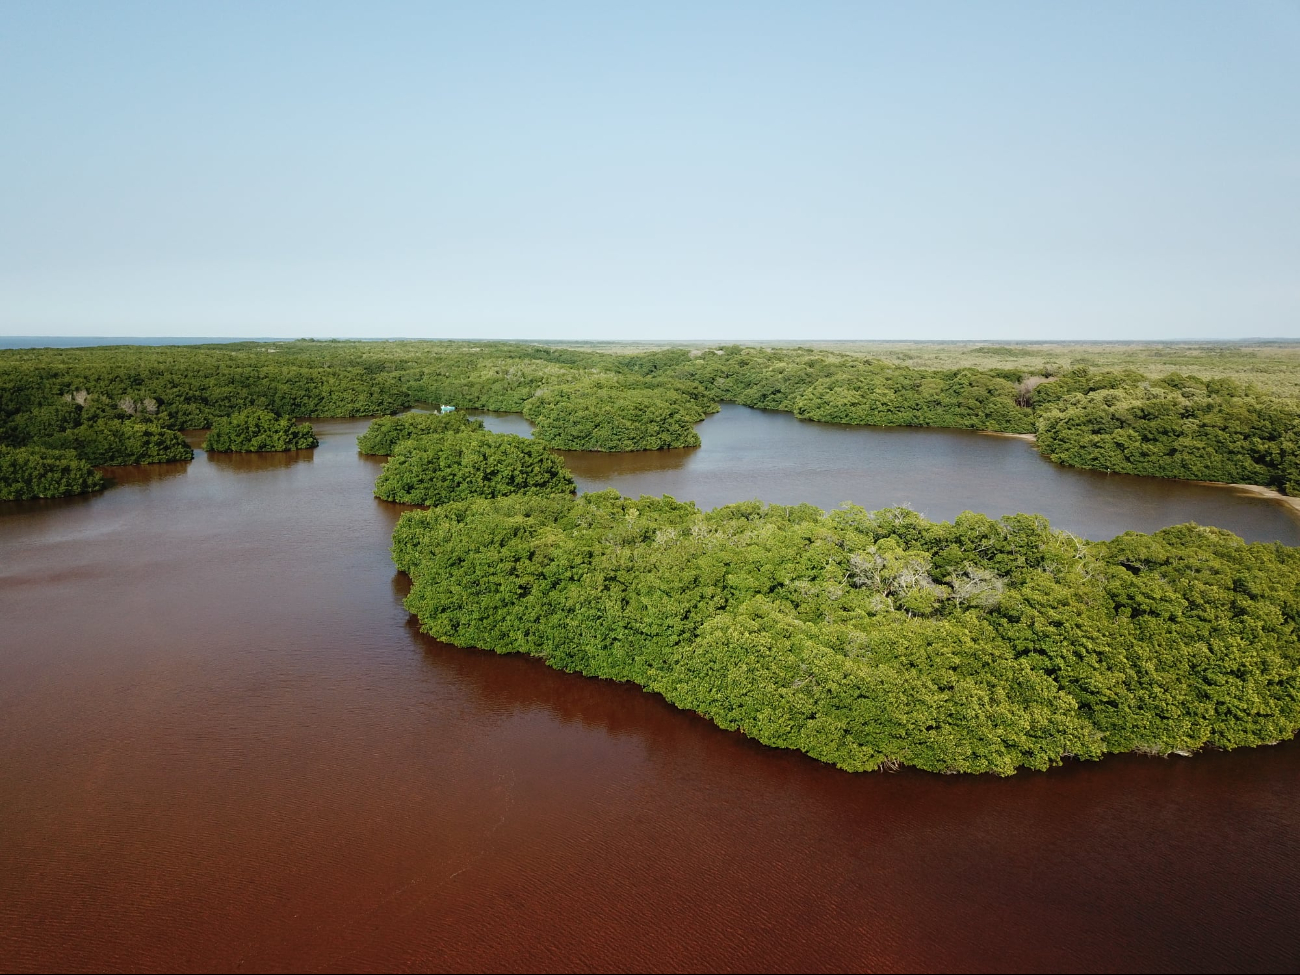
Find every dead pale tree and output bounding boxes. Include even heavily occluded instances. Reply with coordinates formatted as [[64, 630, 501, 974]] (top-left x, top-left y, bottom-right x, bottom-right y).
[[141, 397, 159, 415], [848, 551, 886, 590], [118, 396, 137, 416], [1014, 375, 1053, 408], [948, 565, 1006, 610], [72, 389, 89, 407]]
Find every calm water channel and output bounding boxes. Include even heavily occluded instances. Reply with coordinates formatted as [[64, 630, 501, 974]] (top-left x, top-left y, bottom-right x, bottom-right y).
[[1, 408, 1298, 973]]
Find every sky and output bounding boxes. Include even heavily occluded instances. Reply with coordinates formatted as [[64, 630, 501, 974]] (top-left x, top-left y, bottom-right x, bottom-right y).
[[1, 1, 1298, 341]]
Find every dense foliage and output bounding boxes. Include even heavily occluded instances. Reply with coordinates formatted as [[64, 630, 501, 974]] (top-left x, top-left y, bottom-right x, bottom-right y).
[[664, 347, 1037, 433], [400, 348, 715, 451], [36, 419, 194, 466], [202, 409, 319, 452], [0, 343, 409, 432], [523, 379, 710, 451], [356, 410, 485, 455], [0, 445, 105, 500], [1034, 371, 1300, 494], [393, 492, 1300, 775], [3, 340, 1297, 486], [374, 431, 575, 505], [834, 339, 1300, 401], [401, 348, 608, 413], [0, 384, 193, 467]]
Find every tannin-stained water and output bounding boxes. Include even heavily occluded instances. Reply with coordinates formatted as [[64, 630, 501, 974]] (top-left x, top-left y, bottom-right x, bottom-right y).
[[1, 411, 1297, 973]]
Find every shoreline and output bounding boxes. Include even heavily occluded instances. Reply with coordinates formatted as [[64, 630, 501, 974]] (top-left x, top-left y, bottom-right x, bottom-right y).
[[975, 429, 1038, 442], [1215, 482, 1300, 516], [967, 428, 1300, 517]]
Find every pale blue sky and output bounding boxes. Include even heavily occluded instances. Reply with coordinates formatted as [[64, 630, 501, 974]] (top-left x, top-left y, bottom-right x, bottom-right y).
[[2, 1, 1298, 340]]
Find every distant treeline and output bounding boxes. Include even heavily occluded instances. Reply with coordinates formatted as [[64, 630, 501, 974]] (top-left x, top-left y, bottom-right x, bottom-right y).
[[660, 346, 1037, 433], [393, 491, 1300, 775], [2, 340, 1298, 500], [0, 342, 402, 498]]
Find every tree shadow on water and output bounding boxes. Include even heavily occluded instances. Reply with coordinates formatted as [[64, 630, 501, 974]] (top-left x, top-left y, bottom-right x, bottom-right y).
[[203, 448, 315, 472], [389, 570, 703, 750], [102, 460, 192, 487], [385, 571, 1300, 835], [558, 445, 697, 479]]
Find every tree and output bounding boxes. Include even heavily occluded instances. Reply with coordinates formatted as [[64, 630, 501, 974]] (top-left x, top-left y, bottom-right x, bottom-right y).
[[374, 431, 574, 505], [203, 409, 318, 452]]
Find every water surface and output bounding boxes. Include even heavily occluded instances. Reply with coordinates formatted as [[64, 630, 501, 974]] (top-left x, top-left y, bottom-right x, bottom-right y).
[[477, 404, 1300, 543], [1, 414, 1297, 973]]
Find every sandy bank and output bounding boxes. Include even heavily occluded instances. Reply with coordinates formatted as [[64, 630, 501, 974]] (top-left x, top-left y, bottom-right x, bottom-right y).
[[970, 429, 1300, 516], [1214, 482, 1300, 516]]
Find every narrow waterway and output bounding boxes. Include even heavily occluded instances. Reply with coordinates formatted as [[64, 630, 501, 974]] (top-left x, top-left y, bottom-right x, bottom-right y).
[[475, 404, 1300, 543]]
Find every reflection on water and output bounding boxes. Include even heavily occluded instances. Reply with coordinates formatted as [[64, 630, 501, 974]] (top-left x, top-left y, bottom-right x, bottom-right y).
[[465, 410, 534, 439], [557, 445, 697, 478], [474, 405, 1300, 543], [204, 447, 315, 472], [102, 460, 192, 487], [1, 414, 1298, 972]]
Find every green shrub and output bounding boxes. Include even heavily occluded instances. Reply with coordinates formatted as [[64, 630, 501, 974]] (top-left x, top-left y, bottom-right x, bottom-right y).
[[1036, 376, 1300, 492], [357, 411, 484, 455], [38, 419, 193, 466], [665, 347, 1034, 432], [203, 409, 318, 452], [0, 445, 105, 500], [374, 431, 574, 505], [524, 382, 704, 451]]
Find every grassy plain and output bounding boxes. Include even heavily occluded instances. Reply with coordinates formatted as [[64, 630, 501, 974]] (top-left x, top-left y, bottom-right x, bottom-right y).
[[532, 340, 1300, 401]]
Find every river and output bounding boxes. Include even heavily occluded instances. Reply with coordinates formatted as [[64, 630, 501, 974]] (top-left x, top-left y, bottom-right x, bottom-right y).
[[1, 408, 1297, 972], [480, 404, 1300, 544]]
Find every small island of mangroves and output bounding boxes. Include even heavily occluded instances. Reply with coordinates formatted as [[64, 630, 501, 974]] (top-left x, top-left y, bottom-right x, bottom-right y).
[[202, 408, 319, 453], [374, 430, 574, 506]]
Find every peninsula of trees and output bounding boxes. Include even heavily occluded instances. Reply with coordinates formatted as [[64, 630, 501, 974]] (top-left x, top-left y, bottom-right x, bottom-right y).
[[393, 490, 1300, 775], [0, 444, 104, 501]]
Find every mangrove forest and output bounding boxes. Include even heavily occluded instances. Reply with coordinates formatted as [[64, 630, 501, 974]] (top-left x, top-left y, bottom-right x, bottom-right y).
[[3, 338, 1299, 774]]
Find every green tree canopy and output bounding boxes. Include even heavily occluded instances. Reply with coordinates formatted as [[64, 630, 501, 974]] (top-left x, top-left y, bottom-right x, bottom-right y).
[[374, 431, 575, 505], [356, 410, 485, 455], [203, 409, 319, 452], [0, 445, 105, 500], [39, 419, 193, 466], [393, 492, 1300, 775], [1035, 373, 1300, 493], [524, 380, 706, 451]]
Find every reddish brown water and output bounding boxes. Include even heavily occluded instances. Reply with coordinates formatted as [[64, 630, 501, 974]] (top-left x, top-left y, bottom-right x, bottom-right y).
[[2, 413, 1298, 973]]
